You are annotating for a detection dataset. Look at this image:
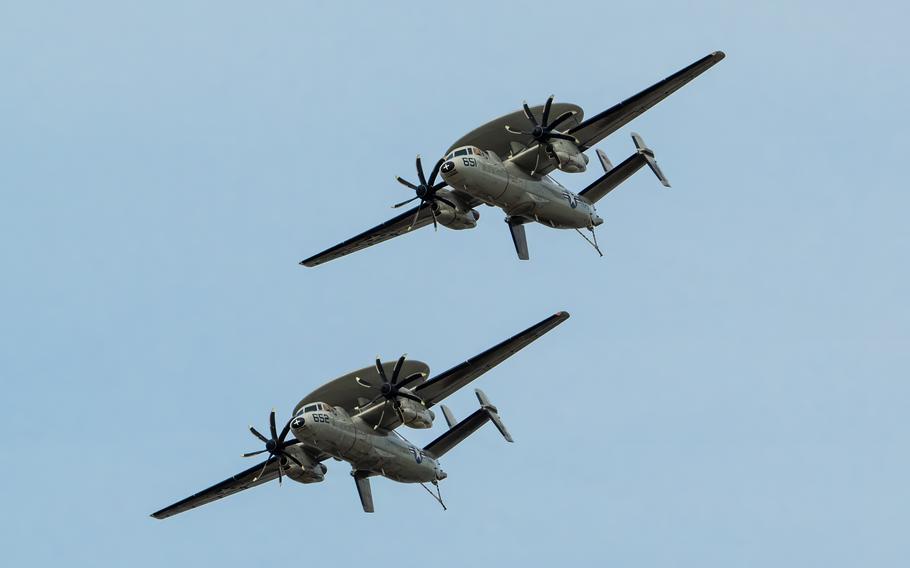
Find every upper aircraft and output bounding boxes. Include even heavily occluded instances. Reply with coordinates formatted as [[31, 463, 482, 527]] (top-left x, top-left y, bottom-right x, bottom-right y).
[[301, 51, 725, 266]]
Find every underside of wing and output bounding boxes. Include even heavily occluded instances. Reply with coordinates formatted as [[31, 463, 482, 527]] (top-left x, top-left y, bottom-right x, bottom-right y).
[[151, 457, 282, 519], [151, 443, 325, 519], [300, 203, 435, 267], [568, 51, 725, 151], [414, 311, 570, 407]]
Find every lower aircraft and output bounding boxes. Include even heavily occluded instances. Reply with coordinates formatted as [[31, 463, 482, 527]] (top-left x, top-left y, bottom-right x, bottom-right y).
[[151, 311, 569, 517]]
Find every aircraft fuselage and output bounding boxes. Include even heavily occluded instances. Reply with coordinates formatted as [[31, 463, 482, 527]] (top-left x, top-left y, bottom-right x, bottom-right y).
[[290, 404, 444, 484], [439, 148, 602, 230]]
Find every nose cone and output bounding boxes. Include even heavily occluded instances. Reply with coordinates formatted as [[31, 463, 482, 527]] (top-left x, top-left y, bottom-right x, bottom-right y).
[[439, 160, 458, 183], [592, 214, 603, 227]]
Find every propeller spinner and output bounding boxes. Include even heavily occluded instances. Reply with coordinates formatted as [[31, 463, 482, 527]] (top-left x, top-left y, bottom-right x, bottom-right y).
[[393, 156, 457, 231], [356, 355, 426, 428], [243, 410, 302, 483], [506, 95, 580, 174]]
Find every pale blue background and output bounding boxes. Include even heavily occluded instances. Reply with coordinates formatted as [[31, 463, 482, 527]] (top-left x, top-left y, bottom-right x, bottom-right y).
[[2, 1, 908, 566]]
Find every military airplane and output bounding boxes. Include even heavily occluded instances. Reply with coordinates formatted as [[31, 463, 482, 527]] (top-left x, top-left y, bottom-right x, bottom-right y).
[[151, 311, 569, 517], [301, 51, 724, 266]]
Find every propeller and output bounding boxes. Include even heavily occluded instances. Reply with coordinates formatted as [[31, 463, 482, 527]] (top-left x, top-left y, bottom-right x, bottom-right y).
[[243, 409, 302, 484], [356, 355, 426, 428], [505, 95, 579, 174], [393, 155, 457, 231]]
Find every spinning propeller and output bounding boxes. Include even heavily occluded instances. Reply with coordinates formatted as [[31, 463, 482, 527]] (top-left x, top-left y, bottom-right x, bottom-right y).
[[356, 355, 426, 428], [393, 155, 456, 231], [243, 410, 301, 483], [505, 95, 579, 174]]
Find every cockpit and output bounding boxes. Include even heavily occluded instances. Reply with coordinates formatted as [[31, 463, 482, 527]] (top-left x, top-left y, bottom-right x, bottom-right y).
[[444, 146, 487, 161], [297, 402, 333, 415]]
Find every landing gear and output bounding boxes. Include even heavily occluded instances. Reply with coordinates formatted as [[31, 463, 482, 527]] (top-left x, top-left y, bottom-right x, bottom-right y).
[[420, 480, 447, 511], [575, 226, 603, 257]]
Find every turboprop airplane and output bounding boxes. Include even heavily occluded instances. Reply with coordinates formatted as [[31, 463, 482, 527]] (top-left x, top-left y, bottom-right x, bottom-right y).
[[301, 51, 724, 266], [151, 311, 569, 517]]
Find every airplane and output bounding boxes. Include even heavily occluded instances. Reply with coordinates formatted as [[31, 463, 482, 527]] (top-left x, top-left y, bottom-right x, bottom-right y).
[[151, 311, 569, 517], [301, 51, 725, 266]]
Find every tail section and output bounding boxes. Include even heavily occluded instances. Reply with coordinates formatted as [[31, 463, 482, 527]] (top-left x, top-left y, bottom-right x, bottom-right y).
[[505, 217, 530, 260], [423, 389, 513, 459], [578, 133, 670, 204]]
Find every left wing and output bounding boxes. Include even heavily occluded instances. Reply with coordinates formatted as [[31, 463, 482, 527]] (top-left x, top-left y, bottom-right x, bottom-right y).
[[151, 443, 325, 519], [301, 202, 435, 267]]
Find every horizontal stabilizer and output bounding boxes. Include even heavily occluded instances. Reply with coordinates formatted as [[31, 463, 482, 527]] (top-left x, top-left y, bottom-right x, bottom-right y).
[[578, 133, 669, 204], [423, 390, 512, 458]]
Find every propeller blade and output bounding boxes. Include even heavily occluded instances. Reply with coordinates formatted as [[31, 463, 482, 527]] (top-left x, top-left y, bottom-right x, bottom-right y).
[[504, 125, 530, 136], [390, 355, 406, 384], [398, 391, 424, 404], [408, 203, 423, 231], [427, 158, 444, 187], [250, 426, 269, 444], [254, 454, 273, 482], [375, 357, 389, 384], [392, 195, 420, 208], [436, 195, 457, 209], [277, 458, 284, 485], [242, 449, 267, 458], [430, 204, 438, 231], [547, 110, 576, 131], [278, 421, 292, 444], [269, 410, 278, 440], [397, 372, 424, 389], [396, 176, 419, 190], [522, 101, 538, 126], [548, 132, 579, 143], [280, 451, 303, 467], [355, 375, 377, 388], [541, 95, 554, 126], [374, 404, 387, 430], [416, 155, 427, 187]]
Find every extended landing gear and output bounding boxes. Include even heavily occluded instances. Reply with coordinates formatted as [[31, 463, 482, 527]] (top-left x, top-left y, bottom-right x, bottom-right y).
[[575, 226, 603, 257], [420, 480, 447, 511]]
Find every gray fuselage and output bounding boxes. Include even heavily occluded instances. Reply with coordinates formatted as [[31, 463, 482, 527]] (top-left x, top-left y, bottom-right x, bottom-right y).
[[439, 146, 603, 229], [290, 404, 444, 484]]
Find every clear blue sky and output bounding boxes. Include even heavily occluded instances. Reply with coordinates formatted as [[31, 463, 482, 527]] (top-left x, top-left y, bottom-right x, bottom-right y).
[[2, 1, 908, 566]]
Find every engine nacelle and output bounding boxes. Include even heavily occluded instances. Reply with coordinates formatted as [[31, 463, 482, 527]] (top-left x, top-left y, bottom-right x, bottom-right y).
[[433, 199, 480, 230], [396, 397, 435, 429], [283, 447, 327, 484], [548, 138, 589, 173]]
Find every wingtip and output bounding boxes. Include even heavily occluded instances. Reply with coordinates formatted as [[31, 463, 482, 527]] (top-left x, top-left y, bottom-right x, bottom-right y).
[[712, 50, 726, 61], [555, 311, 571, 319]]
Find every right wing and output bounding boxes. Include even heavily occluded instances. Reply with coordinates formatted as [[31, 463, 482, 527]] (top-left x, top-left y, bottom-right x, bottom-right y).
[[414, 311, 570, 407], [301, 202, 435, 267]]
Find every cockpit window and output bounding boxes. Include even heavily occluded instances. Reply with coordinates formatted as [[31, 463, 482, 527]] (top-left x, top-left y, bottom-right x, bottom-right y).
[[304, 404, 318, 413], [454, 149, 468, 157]]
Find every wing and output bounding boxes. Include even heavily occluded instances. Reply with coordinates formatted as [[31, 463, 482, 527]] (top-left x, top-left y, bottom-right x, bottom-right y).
[[509, 51, 724, 176], [300, 202, 435, 267], [416, 311, 569, 406], [151, 444, 325, 520], [355, 312, 569, 430], [567, 51, 725, 150]]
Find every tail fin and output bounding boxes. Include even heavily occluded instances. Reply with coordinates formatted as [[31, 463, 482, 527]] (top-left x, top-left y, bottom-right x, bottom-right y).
[[578, 133, 670, 204], [352, 471, 375, 513], [506, 217, 530, 260]]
